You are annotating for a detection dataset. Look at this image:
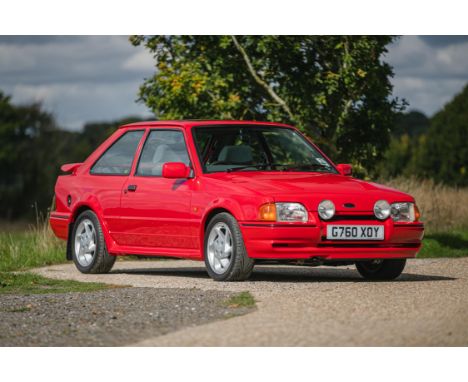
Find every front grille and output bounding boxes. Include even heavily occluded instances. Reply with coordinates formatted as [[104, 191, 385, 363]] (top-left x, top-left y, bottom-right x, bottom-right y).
[[328, 214, 377, 221]]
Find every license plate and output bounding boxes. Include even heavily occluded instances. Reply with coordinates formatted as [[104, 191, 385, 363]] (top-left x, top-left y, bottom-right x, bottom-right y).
[[326, 225, 384, 240]]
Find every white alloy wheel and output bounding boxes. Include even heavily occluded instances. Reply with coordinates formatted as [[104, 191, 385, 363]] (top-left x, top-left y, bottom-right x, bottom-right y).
[[74, 218, 97, 267], [206, 222, 233, 274]]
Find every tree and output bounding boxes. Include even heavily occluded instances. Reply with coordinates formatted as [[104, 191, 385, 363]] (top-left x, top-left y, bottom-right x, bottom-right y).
[[0, 91, 64, 219], [393, 110, 429, 137], [0, 89, 148, 220], [376, 110, 430, 178], [131, 35, 405, 172], [416, 85, 468, 186]]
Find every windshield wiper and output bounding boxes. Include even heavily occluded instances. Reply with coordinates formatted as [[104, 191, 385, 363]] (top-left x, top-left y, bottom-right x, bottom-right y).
[[226, 164, 272, 173], [279, 163, 334, 172], [226, 163, 334, 173]]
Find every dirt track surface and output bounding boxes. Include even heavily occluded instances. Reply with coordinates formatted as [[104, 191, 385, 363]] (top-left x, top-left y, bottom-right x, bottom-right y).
[[32, 258, 468, 346]]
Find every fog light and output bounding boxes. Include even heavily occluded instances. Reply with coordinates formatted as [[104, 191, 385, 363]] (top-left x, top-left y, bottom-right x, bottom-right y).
[[318, 200, 335, 220], [374, 200, 390, 220]]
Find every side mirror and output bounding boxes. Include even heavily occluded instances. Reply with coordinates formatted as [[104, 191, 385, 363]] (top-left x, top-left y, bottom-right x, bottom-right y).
[[336, 164, 352, 176], [162, 162, 191, 179]]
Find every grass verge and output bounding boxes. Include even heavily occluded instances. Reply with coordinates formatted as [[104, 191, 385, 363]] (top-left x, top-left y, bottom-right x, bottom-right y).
[[224, 291, 256, 308], [0, 272, 119, 295], [417, 230, 468, 258], [0, 225, 65, 273], [0, 222, 115, 295]]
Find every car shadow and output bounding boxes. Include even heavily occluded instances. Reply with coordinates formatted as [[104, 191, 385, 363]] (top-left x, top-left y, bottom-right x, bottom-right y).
[[112, 266, 456, 283]]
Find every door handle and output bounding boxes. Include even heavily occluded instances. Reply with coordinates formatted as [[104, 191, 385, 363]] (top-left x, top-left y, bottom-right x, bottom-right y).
[[127, 184, 137, 192]]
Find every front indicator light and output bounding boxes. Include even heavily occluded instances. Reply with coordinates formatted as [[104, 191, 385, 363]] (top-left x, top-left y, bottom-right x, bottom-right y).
[[259, 203, 276, 221], [414, 204, 421, 221]]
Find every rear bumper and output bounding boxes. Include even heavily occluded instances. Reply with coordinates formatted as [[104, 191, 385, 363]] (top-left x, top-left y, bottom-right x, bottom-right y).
[[49, 213, 70, 240], [240, 221, 424, 260]]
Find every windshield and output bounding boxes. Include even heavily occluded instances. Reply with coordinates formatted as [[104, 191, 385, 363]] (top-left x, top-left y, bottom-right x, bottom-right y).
[[193, 125, 337, 174]]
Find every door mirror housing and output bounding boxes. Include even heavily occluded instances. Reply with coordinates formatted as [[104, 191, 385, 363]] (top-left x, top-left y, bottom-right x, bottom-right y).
[[336, 164, 352, 176], [162, 162, 191, 179]]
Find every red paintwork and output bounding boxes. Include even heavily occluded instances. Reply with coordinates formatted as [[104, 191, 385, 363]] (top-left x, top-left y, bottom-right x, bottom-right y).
[[162, 162, 191, 179], [336, 163, 352, 176], [60, 162, 82, 174], [49, 120, 424, 262]]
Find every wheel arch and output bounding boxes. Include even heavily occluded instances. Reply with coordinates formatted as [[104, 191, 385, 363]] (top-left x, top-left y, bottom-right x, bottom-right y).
[[67, 202, 114, 260], [66, 204, 94, 260]]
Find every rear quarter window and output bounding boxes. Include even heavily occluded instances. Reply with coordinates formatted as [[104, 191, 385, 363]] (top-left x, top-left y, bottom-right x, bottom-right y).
[[90, 130, 144, 175]]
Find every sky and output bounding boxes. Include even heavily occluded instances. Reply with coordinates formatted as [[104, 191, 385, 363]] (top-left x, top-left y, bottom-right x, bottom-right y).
[[1, 35, 468, 131], [386, 35, 468, 115]]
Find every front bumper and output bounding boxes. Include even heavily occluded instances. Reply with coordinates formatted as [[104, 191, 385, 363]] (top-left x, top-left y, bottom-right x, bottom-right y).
[[240, 219, 424, 260]]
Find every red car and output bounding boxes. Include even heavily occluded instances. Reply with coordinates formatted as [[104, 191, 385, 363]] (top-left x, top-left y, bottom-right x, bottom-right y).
[[50, 120, 424, 281]]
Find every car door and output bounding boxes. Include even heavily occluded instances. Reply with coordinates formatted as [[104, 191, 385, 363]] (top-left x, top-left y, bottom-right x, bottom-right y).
[[116, 128, 197, 249], [87, 129, 145, 241]]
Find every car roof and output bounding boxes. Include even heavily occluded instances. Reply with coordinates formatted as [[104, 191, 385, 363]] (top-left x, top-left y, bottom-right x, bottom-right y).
[[119, 120, 294, 130]]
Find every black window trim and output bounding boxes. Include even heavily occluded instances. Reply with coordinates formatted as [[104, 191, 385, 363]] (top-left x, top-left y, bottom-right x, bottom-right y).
[[89, 129, 145, 176], [133, 127, 193, 178]]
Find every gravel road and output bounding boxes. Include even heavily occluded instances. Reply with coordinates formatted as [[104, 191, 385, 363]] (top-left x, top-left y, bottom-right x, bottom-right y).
[[30, 257, 468, 346], [0, 288, 253, 346]]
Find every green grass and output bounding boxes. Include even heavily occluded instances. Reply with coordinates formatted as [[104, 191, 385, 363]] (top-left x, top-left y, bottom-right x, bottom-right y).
[[418, 230, 468, 258], [0, 225, 113, 295], [0, 272, 118, 295], [224, 291, 256, 308], [0, 229, 65, 273]]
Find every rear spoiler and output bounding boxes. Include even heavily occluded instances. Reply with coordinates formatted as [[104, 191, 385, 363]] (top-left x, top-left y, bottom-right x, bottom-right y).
[[60, 163, 83, 174]]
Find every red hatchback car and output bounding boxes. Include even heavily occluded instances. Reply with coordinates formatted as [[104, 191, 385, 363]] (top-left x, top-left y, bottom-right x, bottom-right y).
[[50, 121, 424, 281]]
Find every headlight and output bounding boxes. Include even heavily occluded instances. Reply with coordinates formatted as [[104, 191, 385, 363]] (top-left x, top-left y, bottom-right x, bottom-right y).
[[318, 200, 335, 220], [374, 200, 391, 220], [390, 202, 417, 222], [276, 203, 308, 222], [259, 202, 308, 222]]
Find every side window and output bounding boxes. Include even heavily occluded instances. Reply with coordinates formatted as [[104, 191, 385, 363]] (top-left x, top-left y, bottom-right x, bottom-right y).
[[137, 130, 190, 176], [90, 130, 144, 175]]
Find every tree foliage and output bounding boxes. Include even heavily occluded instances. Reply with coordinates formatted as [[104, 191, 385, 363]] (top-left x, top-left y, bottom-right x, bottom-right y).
[[377, 87, 468, 186], [0, 92, 62, 219], [417, 85, 468, 185], [376, 111, 430, 178], [131, 35, 405, 172], [0, 91, 146, 220]]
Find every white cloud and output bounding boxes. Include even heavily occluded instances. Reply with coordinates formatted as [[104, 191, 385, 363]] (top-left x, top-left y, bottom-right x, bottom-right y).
[[0, 36, 155, 130], [387, 36, 468, 115], [4, 81, 153, 131], [122, 49, 154, 72]]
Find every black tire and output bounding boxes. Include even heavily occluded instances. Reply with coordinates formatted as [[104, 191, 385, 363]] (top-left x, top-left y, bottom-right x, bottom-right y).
[[355, 259, 406, 280], [204, 212, 254, 281], [71, 210, 116, 274]]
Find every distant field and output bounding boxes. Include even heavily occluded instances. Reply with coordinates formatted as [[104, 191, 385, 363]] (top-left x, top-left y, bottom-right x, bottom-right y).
[[381, 177, 468, 234]]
